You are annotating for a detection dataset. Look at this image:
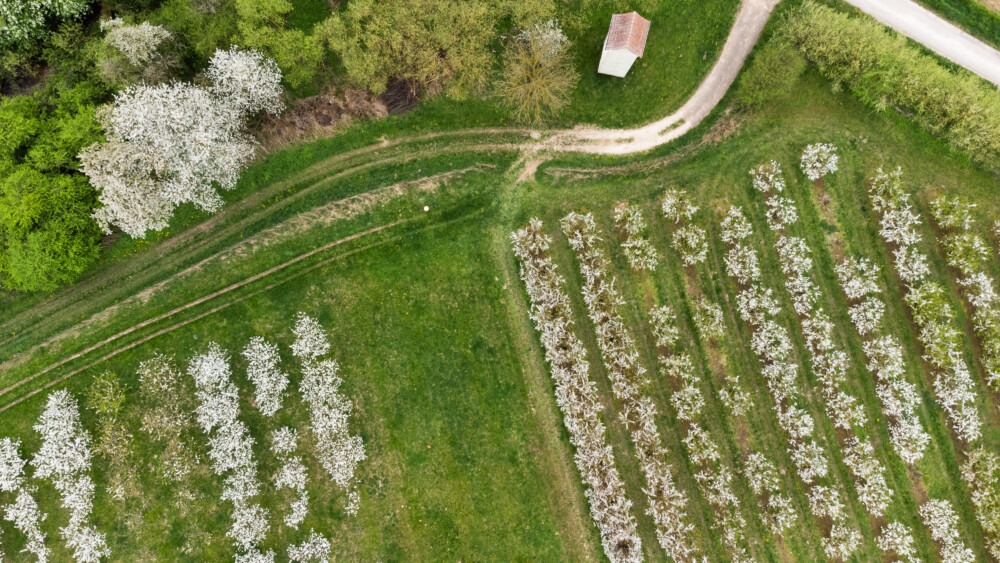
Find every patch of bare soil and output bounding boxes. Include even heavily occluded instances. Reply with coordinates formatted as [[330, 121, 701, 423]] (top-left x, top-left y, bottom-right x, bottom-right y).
[[255, 86, 388, 153], [981, 0, 1000, 13], [515, 155, 546, 184], [701, 108, 745, 145]]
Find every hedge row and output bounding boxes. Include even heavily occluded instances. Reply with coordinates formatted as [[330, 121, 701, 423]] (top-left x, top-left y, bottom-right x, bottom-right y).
[[782, 1, 1000, 171]]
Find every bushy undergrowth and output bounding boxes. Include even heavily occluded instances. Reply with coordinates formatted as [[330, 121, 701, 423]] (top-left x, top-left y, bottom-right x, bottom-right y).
[[783, 1, 1000, 171]]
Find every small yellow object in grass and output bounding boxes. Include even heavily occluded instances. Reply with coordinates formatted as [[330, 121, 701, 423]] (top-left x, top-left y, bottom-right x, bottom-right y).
[[423, 206, 430, 212]]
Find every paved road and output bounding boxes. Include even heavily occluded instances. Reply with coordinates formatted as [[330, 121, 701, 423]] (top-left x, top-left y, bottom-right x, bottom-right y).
[[842, 0, 1000, 87]]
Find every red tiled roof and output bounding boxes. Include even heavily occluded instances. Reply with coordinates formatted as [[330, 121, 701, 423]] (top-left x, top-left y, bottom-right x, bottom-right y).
[[604, 12, 650, 57]]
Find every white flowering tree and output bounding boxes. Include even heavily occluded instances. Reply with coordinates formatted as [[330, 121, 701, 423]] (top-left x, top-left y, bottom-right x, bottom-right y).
[[31, 391, 109, 563], [672, 225, 708, 266], [188, 343, 273, 558], [661, 189, 699, 224], [291, 313, 331, 360], [80, 83, 252, 238], [0, 0, 91, 47], [743, 452, 797, 535], [271, 427, 310, 528], [292, 314, 367, 516], [242, 337, 289, 417], [95, 18, 175, 87], [878, 521, 919, 562], [720, 206, 752, 244], [921, 499, 975, 563], [612, 204, 658, 271], [750, 160, 785, 193], [287, 529, 332, 562], [930, 195, 1000, 390], [101, 18, 171, 66], [869, 167, 982, 443], [721, 201, 868, 557], [207, 47, 285, 116], [837, 256, 930, 464], [823, 522, 861, 561], [0, 438, 49, 562], [962, 447, 1000, 559], [691, 298, 725, 342], [647, 295, 749, 560], [80, 48, 284, 238], [562, 212, 696, 561], [511, 218, 642, 562], [800, 143, 839, 181]]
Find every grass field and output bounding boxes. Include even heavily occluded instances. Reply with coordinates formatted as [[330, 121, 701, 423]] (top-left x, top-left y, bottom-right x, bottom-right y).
[[2, 20, 1000, 559]]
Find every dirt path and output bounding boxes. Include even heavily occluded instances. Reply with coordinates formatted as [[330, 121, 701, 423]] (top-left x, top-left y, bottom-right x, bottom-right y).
[[542, 0, 781, 155], [0, 0, 779, 395], [844, 0, 1000, 87]]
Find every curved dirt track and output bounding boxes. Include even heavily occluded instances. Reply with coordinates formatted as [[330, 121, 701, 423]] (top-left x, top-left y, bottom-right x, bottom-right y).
[[545, 0, 782, 154]]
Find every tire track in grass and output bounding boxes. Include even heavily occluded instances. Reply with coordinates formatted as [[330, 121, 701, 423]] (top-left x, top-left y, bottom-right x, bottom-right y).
[[0, 148, 512, 373], [0, 0, 785, 356], [0, 219, 411, 409]]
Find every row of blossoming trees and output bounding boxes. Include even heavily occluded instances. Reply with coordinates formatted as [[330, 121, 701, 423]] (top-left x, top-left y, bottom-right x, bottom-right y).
[[866, 167, 1000, 559], [0, 313, 363, 562], [512, 141, 1000, 560]]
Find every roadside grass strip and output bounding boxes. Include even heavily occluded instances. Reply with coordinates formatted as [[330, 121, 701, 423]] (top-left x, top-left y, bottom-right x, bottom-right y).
[[511, 219, 642, 563], [561, 212, 698, 561]]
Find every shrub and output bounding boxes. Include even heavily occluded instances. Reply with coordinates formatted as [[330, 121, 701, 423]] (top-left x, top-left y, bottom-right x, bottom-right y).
[[235, 0, 324, 89], [498, 20, 578, 124], [735, 39, 806, 109], [0, 83, 104, 292], [0, 167, 101, 291], [0, 0, 92, 49], [93, 18, 177, 88]]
